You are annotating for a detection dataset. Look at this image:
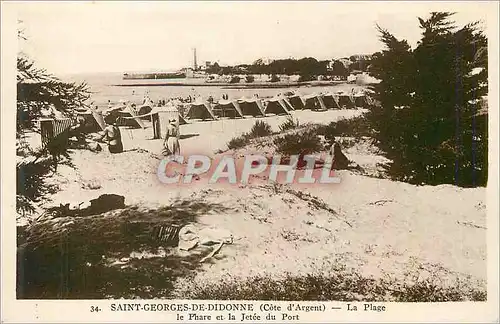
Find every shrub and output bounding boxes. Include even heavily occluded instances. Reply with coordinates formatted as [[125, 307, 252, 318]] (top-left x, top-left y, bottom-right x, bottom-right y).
[[278, 116, 300, 133], [245, 75, 255, 83], [249, 120, 273, 138], [227, 121, 273, 150], [227, 134, 251, 150], [274, 129, 322, 156], [184, 271, 486, 302]]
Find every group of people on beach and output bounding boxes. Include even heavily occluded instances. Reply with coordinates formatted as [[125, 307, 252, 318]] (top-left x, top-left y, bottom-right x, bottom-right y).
[[156, 95, 195, 106], [82, 116, 179, 157]]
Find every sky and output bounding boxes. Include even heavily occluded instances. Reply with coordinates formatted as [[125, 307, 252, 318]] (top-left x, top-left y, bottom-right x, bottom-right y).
[[12, 1, 491, 76]]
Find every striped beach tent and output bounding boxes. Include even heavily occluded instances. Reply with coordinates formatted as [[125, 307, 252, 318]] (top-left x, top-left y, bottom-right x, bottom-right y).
[[39, 118, 73, 149]]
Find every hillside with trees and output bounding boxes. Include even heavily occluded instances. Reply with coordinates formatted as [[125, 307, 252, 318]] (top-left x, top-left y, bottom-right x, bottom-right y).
[[205, 56, 368, 79]]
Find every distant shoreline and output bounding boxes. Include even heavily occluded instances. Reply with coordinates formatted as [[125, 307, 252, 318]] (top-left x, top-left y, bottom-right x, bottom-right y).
[[113, 80, 348, 89]]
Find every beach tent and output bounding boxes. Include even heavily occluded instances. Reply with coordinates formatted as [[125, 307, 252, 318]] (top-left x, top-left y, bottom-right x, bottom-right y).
[[282, 97, 295, 111], [238, 98, 266, 117], [135, 105, 187, 125], [91, 110, 107, 130], [301, 94, 323, 111], [212, 100, 244, 118], [76, 111, 103, 133], [129, 106, 186, 139], [117, 104, 147, 128], [288, 95, 305, 110], [117, 111, 145, 128], [337, 93, 355, 109], [104, 109, 122, 126], [138, 105, 153, 119], [322, 93, 341, 109], [103, 103, 125, 114], [316, 95, 328, 110], [264, 97, 292, 116], [186, 102, 216, 120], [353, 93, 368, 108]]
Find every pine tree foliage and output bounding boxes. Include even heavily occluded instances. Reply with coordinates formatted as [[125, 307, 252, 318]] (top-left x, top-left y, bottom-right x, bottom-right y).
[[16, 32, 90, 215], [368, 12, 488, 187]]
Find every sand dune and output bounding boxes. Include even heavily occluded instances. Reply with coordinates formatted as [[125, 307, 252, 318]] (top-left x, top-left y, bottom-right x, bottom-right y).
[[23, 107, 485, 299]]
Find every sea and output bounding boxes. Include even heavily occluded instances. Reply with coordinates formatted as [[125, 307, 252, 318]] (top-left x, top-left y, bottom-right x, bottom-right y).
[[61, 72, 365, 109]]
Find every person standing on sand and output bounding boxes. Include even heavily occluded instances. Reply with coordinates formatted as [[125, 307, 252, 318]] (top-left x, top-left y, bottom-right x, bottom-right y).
[[162, 118, 180, 156], [97, 118, 123, 154], [329, 140, 349, 170]]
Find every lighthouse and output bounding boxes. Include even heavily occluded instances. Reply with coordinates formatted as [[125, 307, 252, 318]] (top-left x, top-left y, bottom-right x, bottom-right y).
[[193, 48, 198, 71]]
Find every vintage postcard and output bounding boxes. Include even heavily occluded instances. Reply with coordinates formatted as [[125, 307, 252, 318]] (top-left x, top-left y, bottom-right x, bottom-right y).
[[1, 1, 499, 323]]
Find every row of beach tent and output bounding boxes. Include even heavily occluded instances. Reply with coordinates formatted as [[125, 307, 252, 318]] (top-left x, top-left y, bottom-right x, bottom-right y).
[[71, 91, 371, 140], [184, 91, 371, 121]]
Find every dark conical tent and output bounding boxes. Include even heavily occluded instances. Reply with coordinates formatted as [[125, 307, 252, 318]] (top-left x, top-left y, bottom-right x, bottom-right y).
[[282, 97, 295, 111], [77, 111, 103, 133], [265, 97, 292, 116], [186, 102, 216, 120], [321, 93, 341, 109], [301, 94, 324, 111], [337, 93, 355, 109], [212, 100, 244, 118], [353, 94, 368, 108], [238, 98, 265, 117], [117, 104, 147, 128], [316, 95, 328, 110], [288, 95, 305, 110], [137, 105, 153, 120], [178, 114, 188, 125]]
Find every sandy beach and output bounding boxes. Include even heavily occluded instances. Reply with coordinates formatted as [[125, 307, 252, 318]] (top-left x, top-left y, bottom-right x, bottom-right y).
[[28, 106, 486, 299]]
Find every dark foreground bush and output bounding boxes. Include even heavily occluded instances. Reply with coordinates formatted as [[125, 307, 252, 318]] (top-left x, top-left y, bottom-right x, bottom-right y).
[[249, 120, 273, 138], [227, 134, 251, 150], [17, 200, 232, 299], [227, 121, 273, 150], [274, 129, 322, 156], [185, 272, 486, 302], [279, 116, 300, 133]]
